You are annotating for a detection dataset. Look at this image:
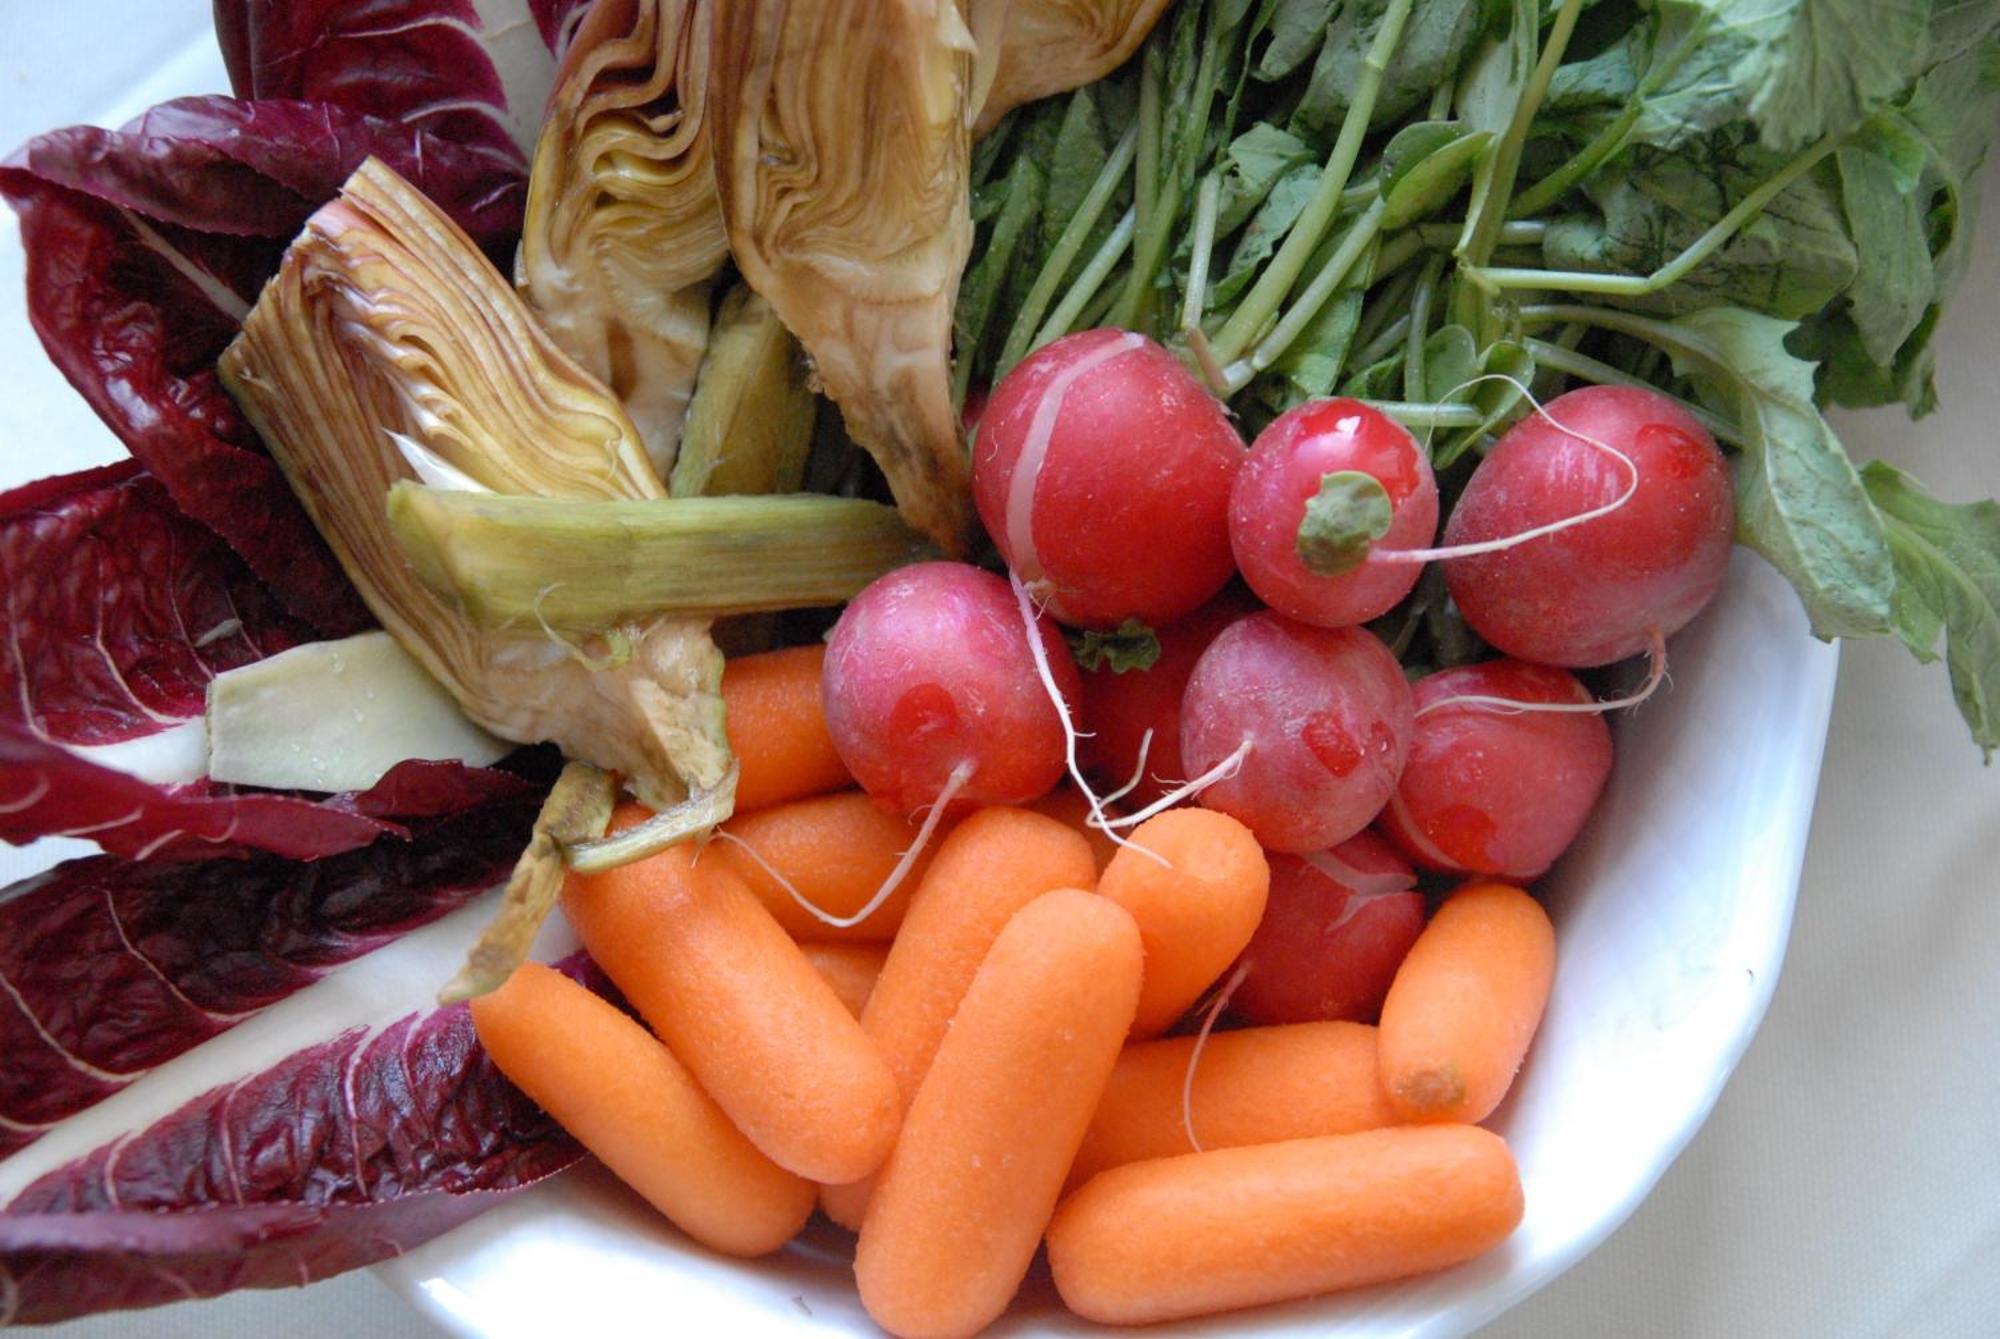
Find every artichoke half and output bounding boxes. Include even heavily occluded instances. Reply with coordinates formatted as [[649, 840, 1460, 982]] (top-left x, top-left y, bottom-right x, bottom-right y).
[[970, 0, 1171, 135], [517, 0, 727, 481], [219, 158, 737, 986], [711, 0, 978, 554]]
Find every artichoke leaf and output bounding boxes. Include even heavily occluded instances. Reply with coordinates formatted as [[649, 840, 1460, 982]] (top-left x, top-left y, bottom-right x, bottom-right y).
[[711, 0, 978, 553], [518, 0, 728, 480], [670, 284, 817, 498], [219, 158, 734, 854], [439, 760, 615, 1003], [970, 0, 1171, 136]]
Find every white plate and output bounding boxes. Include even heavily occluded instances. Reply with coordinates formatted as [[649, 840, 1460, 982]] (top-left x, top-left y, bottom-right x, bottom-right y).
[[379, 548, 1837, 1338]]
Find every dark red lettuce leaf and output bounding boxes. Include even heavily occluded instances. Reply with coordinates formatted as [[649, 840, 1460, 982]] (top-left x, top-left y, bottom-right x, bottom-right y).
[[0, 96, 529, 634], [0, 958, 601, 1325], [0, 460, 310, 746], [0, 726, 538, 862], [214, 0, 594, 167], [0, 793, 541, 1156]]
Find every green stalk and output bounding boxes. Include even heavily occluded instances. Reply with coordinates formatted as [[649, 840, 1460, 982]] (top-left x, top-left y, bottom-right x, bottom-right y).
[[1416, 220, 1546, 250], [1209, 0, 1417, 365], [1224, 198, 1387, 393], [995, 122, 1139, 376], [1351, 268, 1419, 364], [1181, 173, 1222, 335], [1351, 312, 1412, 373], [1032, 207, 1138, 352], [1457, 0, 1585, 270], [1371, 229, 1427, 284], [1507, 12, 1713, 219], [389, 486, 932, 629], [1114, 175, 1184, 332], [1467, 133, 1843, 296], [565, 779, 736, 874], [1524, 336, 1742, 444], [1367, 402, 1485, 429], [1403, 254, 1447, 402], [1130, 43, 1163, 285]]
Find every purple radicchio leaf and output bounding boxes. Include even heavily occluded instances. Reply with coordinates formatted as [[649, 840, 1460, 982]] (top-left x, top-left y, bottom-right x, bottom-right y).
[[0, 792, 541, 1157], [0, 956, 604, 1325], [0, 463, 542, 858], [0, 460, 311, 748], [214, 0, 595, 167], [0, 95, 529, 635]]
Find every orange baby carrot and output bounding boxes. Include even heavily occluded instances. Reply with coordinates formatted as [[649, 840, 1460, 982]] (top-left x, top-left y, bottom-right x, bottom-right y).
[[1068, 1020, 1398, 1186], [803, 942, 889, 1017], [1095, 809, 1270, 1036], [1047, 1125, 1523, 1325], [563, 831, 900, 1184], [722, 644, 851, 813], [1027, 786, 1120, 873], [856, 890, 1143, 1339], [820, 808, 1097, 1228], [469, 962, 814, 1257], [711, 791, 945, 941], [1378, 881, 1555, 1124]]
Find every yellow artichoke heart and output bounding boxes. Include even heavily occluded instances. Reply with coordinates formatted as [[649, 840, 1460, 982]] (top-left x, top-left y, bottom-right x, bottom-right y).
[[711, 0, 978, 554], [972, 0, 1172, 135], [219, 158, 733, 826], [518, 0, 728, 480]]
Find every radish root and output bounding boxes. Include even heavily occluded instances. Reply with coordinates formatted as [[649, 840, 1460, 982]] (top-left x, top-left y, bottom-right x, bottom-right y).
[[1102, 740, 1253, 831], [1181, 962, 1251, 1154], [1416, 627, 1668, 719], [714, 760, 974, 931], [1369, 374, 1639, 565]]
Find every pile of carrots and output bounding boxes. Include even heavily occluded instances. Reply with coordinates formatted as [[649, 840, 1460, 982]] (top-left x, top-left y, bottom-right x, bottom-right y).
[[470, 645, 1555, 1336]]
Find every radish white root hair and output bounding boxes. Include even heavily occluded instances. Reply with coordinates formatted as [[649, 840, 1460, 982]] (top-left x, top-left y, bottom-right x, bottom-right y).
[[1008, 572, 1170, 867], [1415, 627, 1669, 719], [1298, 847, 1418, 900], [1100, 739, 1253, 831], [1181, 962, 1251, 1154], [1369, 374, 1639, 565], [712, 761, 973, 931]]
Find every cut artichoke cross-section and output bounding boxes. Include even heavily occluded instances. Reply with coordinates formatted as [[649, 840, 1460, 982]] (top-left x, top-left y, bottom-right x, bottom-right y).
[[219, 158, 734, 853], [710, 0, 978, 553], [969, 0, 1171, 135], [518, 0, 728, 480]]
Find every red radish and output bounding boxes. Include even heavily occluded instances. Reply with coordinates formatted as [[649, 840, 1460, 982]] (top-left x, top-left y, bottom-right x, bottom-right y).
[[822, 562, 1078, 816], [1179, 613, 1414, 853], [1077, 587, 1258, 806], [1377, 659, 1614, 880], [1232, 833, 1425, 1026], [1230, 398, 1438, 628], [973, 329, 1245, 629], [1442, 385, 1733, 667]]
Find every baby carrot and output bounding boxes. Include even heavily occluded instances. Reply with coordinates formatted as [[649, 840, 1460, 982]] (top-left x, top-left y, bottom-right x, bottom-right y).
[[803, 942, 889, 1017], [857, 889, 1143, 1339], [723, 644, 851, 813], [1027, 786, 1120, 873], [1047, 1125, 1524, 1325], [563, 832, 900, 1184], [821, 808, 1097, 1228], [1095, 809, 1270, 1036], [1068, 1020, 1399, 1187], [711, 791, 944, 941], [1378, 881, 1555, 1124], [469, 962, 814, 1257]]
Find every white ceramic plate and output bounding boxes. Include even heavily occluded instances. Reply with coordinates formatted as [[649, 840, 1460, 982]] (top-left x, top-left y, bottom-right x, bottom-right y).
[[379, 549, 1838, 1338], [0, 6, 1840, 1332]]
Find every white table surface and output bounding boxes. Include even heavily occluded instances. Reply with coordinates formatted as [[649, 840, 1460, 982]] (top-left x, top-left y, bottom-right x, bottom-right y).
[[4, 5, 1997, 1335]]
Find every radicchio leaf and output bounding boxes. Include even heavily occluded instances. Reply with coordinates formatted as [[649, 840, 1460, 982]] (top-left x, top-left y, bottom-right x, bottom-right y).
[[0, 728, 539, 863], [0, 96, 530, 635], [215, 0, 596, 166], [0, 795, 540, 1157], [0, 461, 309, 747], [0, 956, 600, 1325]]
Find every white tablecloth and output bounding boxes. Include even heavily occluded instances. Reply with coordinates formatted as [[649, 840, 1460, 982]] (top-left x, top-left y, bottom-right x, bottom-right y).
[[4, 6, 1997, 1335]]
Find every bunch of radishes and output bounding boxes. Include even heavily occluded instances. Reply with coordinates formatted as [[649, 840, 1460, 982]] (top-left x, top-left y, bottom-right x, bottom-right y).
[[820, 327, 1733, 1025]]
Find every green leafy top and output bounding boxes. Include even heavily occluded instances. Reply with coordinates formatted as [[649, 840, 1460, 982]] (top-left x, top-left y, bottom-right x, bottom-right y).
[[956, 0, 2000, 751]]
